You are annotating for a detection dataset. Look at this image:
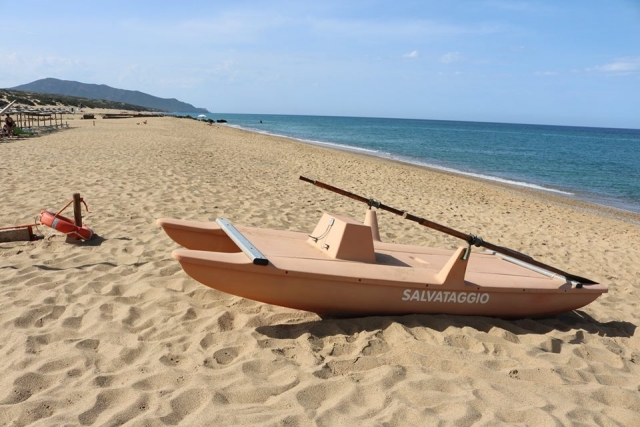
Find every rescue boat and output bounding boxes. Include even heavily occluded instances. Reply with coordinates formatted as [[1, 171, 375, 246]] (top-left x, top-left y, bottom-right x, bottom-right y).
[[157, 178, 607, 318]]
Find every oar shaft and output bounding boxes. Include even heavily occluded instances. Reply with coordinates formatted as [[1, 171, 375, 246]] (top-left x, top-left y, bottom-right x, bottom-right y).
[[300, 176, 598, 285], [408, 214, 470, 242], [299, 177, 469, 240], [300, 176, 371, 205]]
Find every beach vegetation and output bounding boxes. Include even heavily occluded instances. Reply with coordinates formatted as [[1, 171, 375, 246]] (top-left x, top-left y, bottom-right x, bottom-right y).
[[0, 89, 158, 112]]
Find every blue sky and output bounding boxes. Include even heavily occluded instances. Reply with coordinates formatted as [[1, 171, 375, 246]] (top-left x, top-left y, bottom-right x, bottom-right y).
[[3, 1, 639, 128]]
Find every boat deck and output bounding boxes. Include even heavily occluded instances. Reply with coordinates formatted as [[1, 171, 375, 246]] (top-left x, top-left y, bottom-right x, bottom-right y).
[[235, 226, 574, 291], [158, 216, 606, 293]]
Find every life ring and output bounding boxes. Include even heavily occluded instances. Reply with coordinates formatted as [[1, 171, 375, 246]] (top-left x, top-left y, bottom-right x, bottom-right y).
[[39, 210, 93, 240]]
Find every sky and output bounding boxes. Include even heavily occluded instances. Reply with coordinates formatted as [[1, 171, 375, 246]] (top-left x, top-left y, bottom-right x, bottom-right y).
[[2, 1, 640, 128]]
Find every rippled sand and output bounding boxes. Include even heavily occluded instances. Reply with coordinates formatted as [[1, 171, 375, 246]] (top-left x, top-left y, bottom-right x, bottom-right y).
[[1, 115, 639, 426]]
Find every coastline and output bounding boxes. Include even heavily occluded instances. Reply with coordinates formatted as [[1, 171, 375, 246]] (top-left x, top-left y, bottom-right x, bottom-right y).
[[1, 114, 640, 425], [222, 121, 640, 226], [210, 115, 640, 216]]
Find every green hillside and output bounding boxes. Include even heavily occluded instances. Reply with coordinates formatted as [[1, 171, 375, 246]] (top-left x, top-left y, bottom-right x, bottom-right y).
[[0, 88, 157, 112], [9, 78, 208, 113]]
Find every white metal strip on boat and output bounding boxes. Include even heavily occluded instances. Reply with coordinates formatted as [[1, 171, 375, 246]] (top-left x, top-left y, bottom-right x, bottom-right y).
[[485, 250, 566, 282], [216, 218, 269, 266]]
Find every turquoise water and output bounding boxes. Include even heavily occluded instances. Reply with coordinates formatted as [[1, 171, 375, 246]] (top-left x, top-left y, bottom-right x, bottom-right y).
[[180, 113, 640, 214]]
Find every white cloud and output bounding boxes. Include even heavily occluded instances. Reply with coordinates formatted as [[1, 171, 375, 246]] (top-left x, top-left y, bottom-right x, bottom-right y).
[[403, 50, 418, 59], [440, 52, 463, 64], [534, 71, 558, 76], [590, 57, 640, 74]]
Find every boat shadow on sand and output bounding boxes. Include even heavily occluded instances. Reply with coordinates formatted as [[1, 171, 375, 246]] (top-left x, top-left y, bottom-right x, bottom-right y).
[[255, 310, 636, 340]]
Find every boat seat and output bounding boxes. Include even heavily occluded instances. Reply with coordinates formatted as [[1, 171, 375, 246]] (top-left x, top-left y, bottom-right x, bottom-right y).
[[306, 213, 376, 263]]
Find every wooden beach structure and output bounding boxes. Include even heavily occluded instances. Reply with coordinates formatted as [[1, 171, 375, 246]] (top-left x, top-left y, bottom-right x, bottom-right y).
[[1, 102, 69, 135], [12, 109, 68, 132]]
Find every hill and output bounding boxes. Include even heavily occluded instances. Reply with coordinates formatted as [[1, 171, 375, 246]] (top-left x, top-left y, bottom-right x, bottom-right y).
[[0, 88, 159, 112], [9, 78, 208, 113]]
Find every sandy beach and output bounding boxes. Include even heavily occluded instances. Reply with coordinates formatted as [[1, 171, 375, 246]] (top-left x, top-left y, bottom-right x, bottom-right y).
[[1, 114, 640, 426]]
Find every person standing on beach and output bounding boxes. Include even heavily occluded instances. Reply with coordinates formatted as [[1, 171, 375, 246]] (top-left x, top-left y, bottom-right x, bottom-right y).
[[5, 114, 15, 137]]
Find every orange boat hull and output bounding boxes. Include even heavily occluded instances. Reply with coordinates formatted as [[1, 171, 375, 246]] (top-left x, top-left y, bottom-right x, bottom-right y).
[[158, 213, 607, 318]]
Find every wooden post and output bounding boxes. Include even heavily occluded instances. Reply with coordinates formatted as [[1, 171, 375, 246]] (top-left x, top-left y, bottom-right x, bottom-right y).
[[73, 193, 83, 227], [65, 193, 84, 243]]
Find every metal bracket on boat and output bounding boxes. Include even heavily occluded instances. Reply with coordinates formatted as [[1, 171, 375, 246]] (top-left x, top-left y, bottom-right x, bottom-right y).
[[462, 235, 485, 260], [462, 234, 484, 261], [462, 245, 471, 261], [216, 218, 269, 266], [468, 234, 484, 247], [368, 198, 381, 209]]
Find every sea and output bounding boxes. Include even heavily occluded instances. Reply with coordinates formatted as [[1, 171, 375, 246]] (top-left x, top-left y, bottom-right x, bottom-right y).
[[178, 113, 640, 214]]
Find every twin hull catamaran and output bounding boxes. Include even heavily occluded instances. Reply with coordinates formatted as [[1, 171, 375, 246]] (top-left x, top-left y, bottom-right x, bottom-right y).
[[157, 178, 607, 318]]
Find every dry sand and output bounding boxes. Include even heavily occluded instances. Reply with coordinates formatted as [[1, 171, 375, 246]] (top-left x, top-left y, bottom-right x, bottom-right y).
[[1, 114, 640, 426]]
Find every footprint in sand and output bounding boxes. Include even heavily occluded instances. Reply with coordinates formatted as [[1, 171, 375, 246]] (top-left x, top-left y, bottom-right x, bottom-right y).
[[13, 305, 66, 328], [2, 372, 56, 404], [160, 354, 183, 366], [93, 375, 114, 388], [132, 372, 183, 391], [181, 307, 198, 321], [75, 339, 100, 351], [159, 389, 209, 425], [295, 382, 332, 412], [361, 336, 391, 357], [78, 389, 137, 426], [213, 347, 239, 365], [25, 334, 50, 355], [62, 315, 84, 329], [216, 311, 235, 332]]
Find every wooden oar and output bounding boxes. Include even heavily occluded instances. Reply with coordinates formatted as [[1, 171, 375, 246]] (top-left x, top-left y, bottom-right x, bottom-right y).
[[300, 176, 598, 285]]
